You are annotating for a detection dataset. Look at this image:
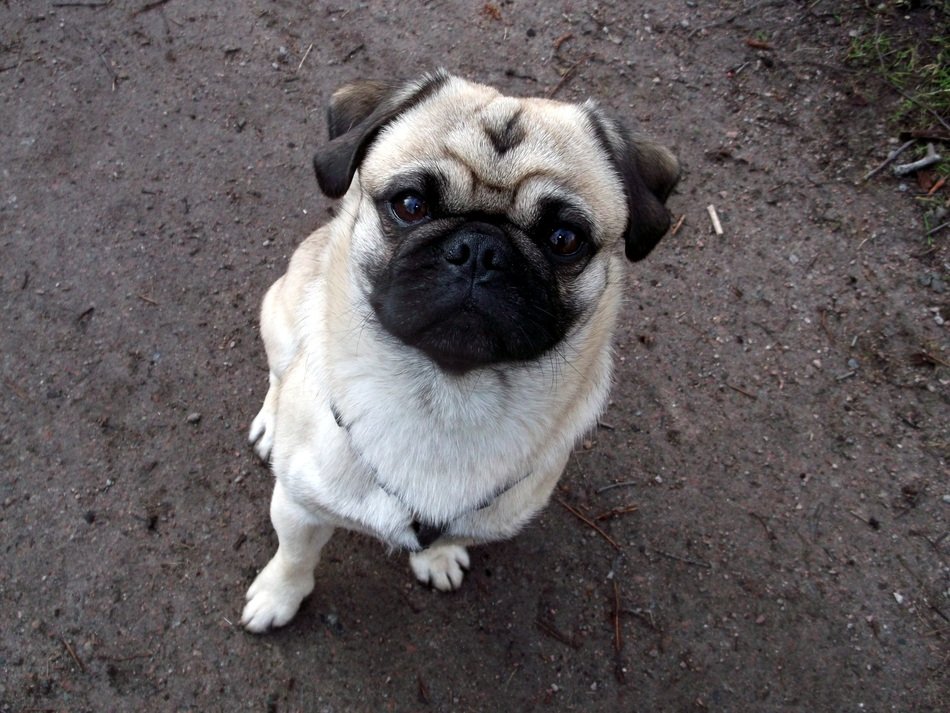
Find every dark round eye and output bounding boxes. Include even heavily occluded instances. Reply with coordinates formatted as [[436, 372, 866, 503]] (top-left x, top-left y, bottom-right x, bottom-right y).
[[391, 192, 429, 224], [547, 227, 585, 258]]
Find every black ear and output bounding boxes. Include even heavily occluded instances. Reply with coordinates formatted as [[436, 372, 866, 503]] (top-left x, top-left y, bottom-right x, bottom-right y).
[[585, 105, 680, 262], [313, 71, 451, 199]]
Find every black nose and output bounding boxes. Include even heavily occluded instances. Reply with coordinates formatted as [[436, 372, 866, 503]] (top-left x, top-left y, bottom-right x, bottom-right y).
[[442, 223, 511, 278]]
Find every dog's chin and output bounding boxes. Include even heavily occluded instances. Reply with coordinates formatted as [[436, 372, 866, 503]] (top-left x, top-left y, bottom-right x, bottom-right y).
[[405, 316, 545, 375], [372, 296, 567, 375]]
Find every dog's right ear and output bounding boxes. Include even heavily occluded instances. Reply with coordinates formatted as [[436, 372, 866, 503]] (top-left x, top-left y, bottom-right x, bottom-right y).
[[314, 71, 451, 199], [325, 80, 400, 141]]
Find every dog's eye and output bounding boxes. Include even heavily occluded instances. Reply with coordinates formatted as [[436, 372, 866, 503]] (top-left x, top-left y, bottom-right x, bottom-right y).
[[547, 227, 586, 259], [391, 192, 429, 224]]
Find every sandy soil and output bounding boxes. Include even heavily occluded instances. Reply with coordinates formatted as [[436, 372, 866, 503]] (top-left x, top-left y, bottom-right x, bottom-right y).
[[1, 1, 947, 711]]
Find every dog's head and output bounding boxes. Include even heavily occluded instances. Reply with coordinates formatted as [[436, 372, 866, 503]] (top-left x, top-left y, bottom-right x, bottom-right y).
[[314, 71, 679, 373]]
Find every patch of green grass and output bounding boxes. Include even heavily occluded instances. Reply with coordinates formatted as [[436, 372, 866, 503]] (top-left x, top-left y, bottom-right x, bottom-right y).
[[845, 1, 950, 131]]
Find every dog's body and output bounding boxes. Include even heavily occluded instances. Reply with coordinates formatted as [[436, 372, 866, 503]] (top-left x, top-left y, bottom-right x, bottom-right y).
[[241, 72, 678, 632]]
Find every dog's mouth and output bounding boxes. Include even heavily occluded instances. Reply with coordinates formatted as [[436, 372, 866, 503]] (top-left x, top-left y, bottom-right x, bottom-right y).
[[369, 226, 570, 373], [373, 281, 566, 374]]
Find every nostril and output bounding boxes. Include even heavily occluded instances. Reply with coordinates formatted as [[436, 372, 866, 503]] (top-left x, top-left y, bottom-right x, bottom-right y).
[[481, 248, 497, 270], [445, 242, 471, 266]]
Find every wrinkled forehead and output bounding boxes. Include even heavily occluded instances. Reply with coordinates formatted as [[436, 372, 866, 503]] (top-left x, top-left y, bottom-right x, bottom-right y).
[[358, 82, 628, 239]]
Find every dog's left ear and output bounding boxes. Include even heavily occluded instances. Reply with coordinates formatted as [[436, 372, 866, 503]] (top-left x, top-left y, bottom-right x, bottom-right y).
[[585, 105, 680, 262], [314, 71, 451, 199]]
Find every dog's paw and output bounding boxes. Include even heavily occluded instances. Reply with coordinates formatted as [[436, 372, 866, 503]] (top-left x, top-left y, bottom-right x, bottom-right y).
[[241, 558, 314, 633], [409, 544, 470, 592], [248, 406, 275, 463]]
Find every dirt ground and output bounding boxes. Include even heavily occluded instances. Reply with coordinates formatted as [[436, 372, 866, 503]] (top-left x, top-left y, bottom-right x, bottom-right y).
[[1, 1, 947, 711]]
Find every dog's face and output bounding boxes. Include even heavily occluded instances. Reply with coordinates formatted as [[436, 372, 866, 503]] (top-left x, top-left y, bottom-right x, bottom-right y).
[[313, 72, 679, 373]]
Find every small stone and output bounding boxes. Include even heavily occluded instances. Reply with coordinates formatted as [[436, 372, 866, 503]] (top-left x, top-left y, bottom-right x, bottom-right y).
[[893, 592, 904, 604], [847, 358, 860, 370], [918, 273, 933, 287], [931, 278, 946, 294], [187, 412, 202, 424], [789, 254, 799, 264], [941, 494, 950, 504]]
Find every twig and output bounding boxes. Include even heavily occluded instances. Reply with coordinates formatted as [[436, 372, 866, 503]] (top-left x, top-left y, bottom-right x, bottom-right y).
[[132, 0, 173, 16], [892, 143, 942, 177], [296, 42, 313, 72], [65, 21, 117, 90], [913, 350, 950, 369], [670, 214, 686, 236], [4, 377, 29, 401], [596, 481, 639, 494], [725, 382, 756, 399], [553, 32, 574, 52], [862, 139, 915, 181], [556, 498, 621, 551], [706, 204, 723, 236], [546, 55, 588, 98], [594, 504, 639, 522], [61, 637, 86, 673], [891, 84, 950, 134], [52, 1, 111, 6], [653, 548, 712, 569], [748, 511, 776, 541], [926, 221, 949, 237], [687, 0, 785, 37], [417, 674, 431, 704], [136, 293, 159, 305], [612, 581, 625, 683], [341, 43, 365, 64], [612, 581, 622, 654], [621, 607, 659, 630], [536, 617, 581, 649]]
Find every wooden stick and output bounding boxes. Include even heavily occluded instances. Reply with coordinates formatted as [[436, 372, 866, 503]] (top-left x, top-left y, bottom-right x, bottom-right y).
[[556, 498, 621, 551], [862, 139, 915, 181], [596, 481, 639, 494], [61, 637, 86, 673], [296, 42, 313, 72], [706, 204, 723, 236], [594, 504, 639, 522], [654, 548, 712, 569], [670, 213, 686, 236], [612, 581, 623, 654]]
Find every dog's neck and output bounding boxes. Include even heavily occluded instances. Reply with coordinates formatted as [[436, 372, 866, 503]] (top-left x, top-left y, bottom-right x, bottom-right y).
[[327, 396, 532, 548]]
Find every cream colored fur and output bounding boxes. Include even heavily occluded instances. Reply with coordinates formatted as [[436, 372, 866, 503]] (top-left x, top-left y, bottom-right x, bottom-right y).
[[241, 75, 665, 632]]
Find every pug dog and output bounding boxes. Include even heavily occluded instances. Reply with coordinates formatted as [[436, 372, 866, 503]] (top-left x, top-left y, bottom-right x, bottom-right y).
[[241, 70, 678, 632]]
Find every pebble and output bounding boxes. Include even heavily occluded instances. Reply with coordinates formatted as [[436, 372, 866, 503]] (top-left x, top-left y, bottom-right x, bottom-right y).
[[931, 278, 946, 294], [187, 412, 202, 424], [942, 494, 950, 504], [847, 358, 860, 370]]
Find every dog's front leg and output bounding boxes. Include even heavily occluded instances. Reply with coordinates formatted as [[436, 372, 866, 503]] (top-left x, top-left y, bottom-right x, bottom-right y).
[[242, 481, 334, 632]]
